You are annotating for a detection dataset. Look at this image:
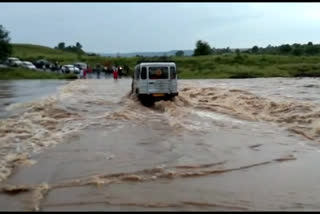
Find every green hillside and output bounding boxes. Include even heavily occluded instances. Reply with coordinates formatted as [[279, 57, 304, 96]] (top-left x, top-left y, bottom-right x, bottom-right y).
[[12, 43, 79, 62]]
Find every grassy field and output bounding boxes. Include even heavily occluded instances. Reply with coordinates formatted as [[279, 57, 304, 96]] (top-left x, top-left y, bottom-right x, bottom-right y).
[[0, 67, 77, 80], [174, 54, 320, 78], [10, 43, 320, 79]]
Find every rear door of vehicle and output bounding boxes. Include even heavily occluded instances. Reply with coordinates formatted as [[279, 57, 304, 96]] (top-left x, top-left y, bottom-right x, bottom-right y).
[[147, 66, 170, 95]]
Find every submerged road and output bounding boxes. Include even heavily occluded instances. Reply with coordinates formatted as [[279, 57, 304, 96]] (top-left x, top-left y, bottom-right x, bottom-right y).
[[1, 78, 320, 211]]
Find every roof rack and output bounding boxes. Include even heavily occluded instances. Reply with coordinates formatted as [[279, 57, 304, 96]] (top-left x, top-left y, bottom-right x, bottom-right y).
[[136, 61, 176, 65]]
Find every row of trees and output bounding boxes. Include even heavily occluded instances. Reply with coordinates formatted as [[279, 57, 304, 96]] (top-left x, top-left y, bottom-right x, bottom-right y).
[[54, 42, 85, 55], [193, 40, 320, 57], [193, 40, 233, 56], [0, 25, 12, 61], [248, 42, 320, 56]]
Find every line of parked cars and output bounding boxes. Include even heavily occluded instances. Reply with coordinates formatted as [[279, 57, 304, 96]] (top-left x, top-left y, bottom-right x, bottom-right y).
[[3, 57, 89, 76], [4, 57, 37, 70]]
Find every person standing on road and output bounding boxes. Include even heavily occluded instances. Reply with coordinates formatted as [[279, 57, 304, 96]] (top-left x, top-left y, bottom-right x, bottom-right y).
[[79, 69, 83, 79], [118, 66, 123, 78], [113, 66, 118, 80], [96, 64, 101, 79], [85, 65, 90, 78], [83, 67, 87, 79]]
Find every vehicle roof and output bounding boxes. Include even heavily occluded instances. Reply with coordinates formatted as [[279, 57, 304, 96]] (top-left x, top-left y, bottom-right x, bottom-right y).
[[137, 62, 176, 66], [36, 59, 49, 63]]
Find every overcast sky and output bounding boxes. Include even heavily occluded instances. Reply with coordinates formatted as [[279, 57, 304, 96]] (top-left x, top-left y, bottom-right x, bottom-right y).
[[1, 3, 320, 53]]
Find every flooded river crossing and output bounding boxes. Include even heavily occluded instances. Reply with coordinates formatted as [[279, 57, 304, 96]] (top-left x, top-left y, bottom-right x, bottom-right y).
[[1, 78, 320, 211]]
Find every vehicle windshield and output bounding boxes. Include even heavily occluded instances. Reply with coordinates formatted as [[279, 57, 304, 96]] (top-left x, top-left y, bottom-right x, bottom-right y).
[[148, 67, 169, 79]]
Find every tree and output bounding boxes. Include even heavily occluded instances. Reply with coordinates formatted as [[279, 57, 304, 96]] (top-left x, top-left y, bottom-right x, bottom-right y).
[[76, 42, 82, 50], [292, 44, 303, 56], [175, 50, 184, 57], [305, 45, 319, 55], [0, 25, 12, 61], [193, 40, 212, 56], [251, 46, 259, 54], [292, 47, 303, 56], [279, 44, 292, 55], [56, 42, 65, 50]]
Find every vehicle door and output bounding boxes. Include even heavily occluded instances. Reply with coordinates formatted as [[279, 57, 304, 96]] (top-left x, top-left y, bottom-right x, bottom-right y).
[[147, 66, 170, 94], [133, 66, 140, 93], [169, 66, 177, 93], [139, 66, 148, 94]]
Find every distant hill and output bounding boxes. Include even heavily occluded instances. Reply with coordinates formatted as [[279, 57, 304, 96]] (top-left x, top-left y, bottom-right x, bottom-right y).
[[100, 48, 252, 58], [12, 43, 78, 60], [100, 50, 194, 57]]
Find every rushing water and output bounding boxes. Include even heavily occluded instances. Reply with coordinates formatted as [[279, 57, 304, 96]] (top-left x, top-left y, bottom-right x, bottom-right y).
[[0, 80, 71, 119], [0, 77, 320, 211]]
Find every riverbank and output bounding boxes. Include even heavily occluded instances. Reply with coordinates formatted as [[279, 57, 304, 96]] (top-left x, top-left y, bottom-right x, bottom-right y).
[[0, 68, 77, 80], [11, 44, 320, 79]]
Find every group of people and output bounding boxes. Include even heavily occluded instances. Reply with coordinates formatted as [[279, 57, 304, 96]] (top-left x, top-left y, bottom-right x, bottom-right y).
[[79, 65, 124, 80], [105, 65, 124, 80]]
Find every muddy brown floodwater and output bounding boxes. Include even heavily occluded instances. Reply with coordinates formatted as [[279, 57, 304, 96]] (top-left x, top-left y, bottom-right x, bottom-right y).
[[1, 78, 320, 211]]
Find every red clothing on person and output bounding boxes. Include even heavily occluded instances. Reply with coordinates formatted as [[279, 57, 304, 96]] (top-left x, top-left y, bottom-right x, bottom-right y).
[[83, 69, 87, 78], [113, 69, 118, 79]]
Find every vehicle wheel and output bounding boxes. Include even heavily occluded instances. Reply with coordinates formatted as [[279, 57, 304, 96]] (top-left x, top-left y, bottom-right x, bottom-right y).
[[164, 94, 174, 101], [138, 95, 154, 107]]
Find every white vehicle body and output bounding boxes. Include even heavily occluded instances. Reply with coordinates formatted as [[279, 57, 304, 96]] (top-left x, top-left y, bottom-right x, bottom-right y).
[[74, 62, 87, 70], [22, 61, 37, 70], [61, 65, 80, 74], [6, 57, 23, 67], [132, 62, 178, 105]]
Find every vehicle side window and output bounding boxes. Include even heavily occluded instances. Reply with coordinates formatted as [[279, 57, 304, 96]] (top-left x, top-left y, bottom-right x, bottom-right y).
[[135, 66, 140, 80], [141, 67, 147, 80], [170, 66, 176, 79]]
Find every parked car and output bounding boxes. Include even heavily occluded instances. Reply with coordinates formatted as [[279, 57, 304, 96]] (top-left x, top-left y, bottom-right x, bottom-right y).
[[21, 61, 37, 70], [61, 65, 80, 74], [0, 64, 8, 69], [34, 59, 52, 70], [6, 57, 23, 67], [74, 62, 87, 71]]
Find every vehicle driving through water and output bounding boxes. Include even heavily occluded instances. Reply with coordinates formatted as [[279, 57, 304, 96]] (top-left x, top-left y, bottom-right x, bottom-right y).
[[131, 61, 179, 106]]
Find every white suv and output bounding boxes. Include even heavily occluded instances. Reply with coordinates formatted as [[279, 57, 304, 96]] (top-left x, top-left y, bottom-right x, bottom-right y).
[[22, 61, 37, 70], [6, 57, 23, 67], [132, 62, 178, 106]]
